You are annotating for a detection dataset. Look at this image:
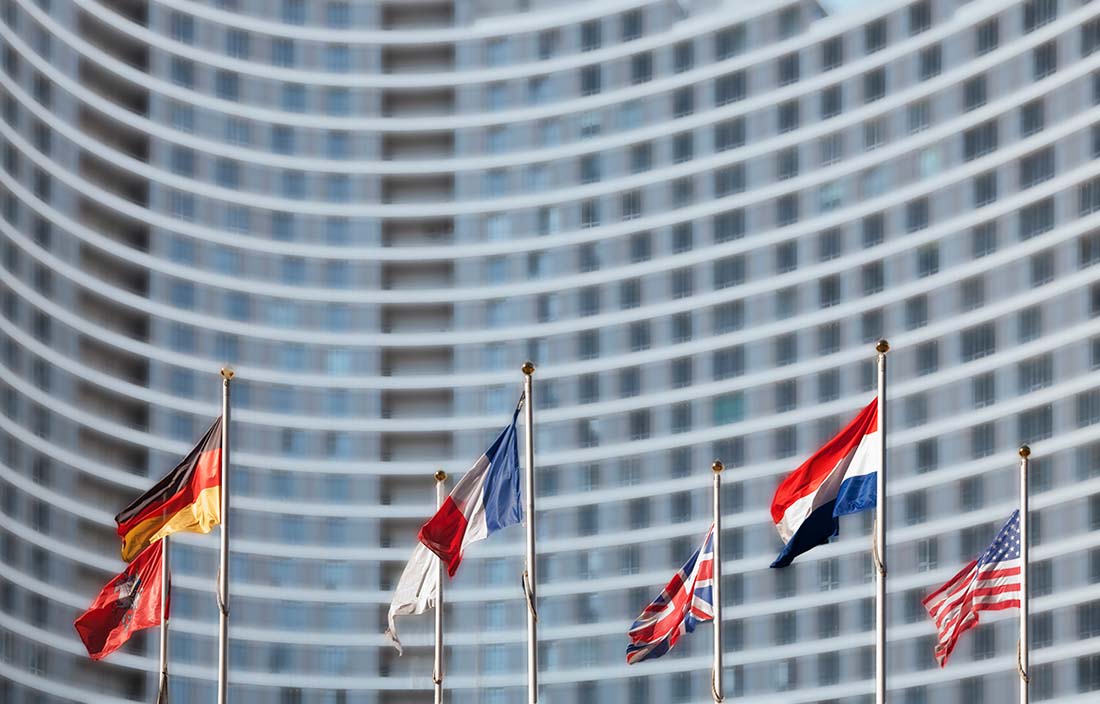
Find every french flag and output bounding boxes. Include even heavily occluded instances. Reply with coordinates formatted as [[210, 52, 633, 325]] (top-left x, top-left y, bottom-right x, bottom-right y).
[[418, 399, 523, 577], [770, 398, 879, 568]]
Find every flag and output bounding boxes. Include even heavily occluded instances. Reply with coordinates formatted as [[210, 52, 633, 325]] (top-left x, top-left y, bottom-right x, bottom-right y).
[[74, 541, 167, 660], [115, 418, 222, 562], [923, 510, 1022, 667], [383, 542, 440, 654], [418, 400, 523, 577], [769, 398, 879, 567], [626, 524, 716, 664]]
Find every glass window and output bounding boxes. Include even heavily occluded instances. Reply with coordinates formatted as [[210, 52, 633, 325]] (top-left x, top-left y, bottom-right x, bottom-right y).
[[963, 75, 987, 111], [822, 36, 843, 70], [977, 18, 999, 54], [865, 19, 886, 54], [715, 25, 745, 60]]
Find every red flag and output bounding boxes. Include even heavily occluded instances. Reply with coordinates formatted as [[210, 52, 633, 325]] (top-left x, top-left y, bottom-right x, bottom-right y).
[[74, 541, 168, 660]]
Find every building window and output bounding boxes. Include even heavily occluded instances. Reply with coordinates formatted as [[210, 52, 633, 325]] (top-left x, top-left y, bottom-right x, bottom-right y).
[[963, 75, 987, 111], [821, 85, 843, 119], [776, 195, 799, 227], [1021, 99, 1045, 136], [910, 1, 932, 34], [630, 53, 652, 84], [1020, 147, 1054, 189], [581, 20, 601, 51], [778, 53, 800, 86], [1031, 250, 1054, 287], [1019, 198, 1054, 240], [1024, 0, 1057, 34], [963, 120, 998, 161], [863, 68, 885, 102], [674, 41, 694, 73], [823, 36, 843, 70], [961, 323, 996, 362], [977, 18, 999, 55], [865, 19, 886, 54], [919, 44, 941, 80], [1033, 41, 1057, 80], [621, 9, 642, 41], [1081, 178, 1100, 217], [673, 87, 694, 117], [715, 25, 745, 60], [1019, 405, 1053, 443], [714, 71, 746, 106], [973, 172, 997, 207], [580, 66, 601, 96], [906, 198, 929, 232], [917, 341, 939, 375], [715, 118, 745, 151]]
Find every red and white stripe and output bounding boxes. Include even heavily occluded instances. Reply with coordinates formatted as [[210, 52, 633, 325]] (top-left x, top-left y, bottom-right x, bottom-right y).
[[922, 557, 1022, 667]]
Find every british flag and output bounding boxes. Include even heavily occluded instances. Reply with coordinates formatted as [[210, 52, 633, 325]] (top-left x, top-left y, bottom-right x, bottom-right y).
[[626, 524, 716, 664], [923, 510, 1022, 667]]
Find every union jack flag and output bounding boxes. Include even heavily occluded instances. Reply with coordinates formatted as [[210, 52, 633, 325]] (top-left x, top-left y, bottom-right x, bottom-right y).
[[626, 524, 716, 664], [923, 510, 1022, 667]]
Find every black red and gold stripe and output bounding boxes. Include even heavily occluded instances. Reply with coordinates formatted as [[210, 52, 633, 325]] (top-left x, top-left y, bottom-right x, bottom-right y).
[[115, 418, 222, 562]]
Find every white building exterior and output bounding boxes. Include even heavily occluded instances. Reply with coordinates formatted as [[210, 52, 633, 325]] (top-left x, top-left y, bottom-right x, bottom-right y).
[[2, 0, 1100, 702]]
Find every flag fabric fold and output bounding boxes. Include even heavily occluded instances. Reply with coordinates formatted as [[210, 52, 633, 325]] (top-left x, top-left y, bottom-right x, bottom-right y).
[[418, 400, 523, 577], [626, 524, 716, 664], [115, 418, 222, 562], [384, 542, 440, 654], [770, 398, 879, 567], [923, 510, 1022, 667], [74, 541, 168, 660]]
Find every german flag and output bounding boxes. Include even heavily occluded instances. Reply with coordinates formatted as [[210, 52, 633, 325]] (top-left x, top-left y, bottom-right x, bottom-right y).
[[115, 418, 222, 562]]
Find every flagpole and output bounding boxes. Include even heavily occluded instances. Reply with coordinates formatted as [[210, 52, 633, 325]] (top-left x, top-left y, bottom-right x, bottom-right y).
[[433, 470, 447, 704], [874, 340, 889, 704], [521, 362, 538, 704], [1019, 445, 1030, 704], [158, 535, 169, 704], [711, 460, 724, 703], [217, 368, 233, 704]]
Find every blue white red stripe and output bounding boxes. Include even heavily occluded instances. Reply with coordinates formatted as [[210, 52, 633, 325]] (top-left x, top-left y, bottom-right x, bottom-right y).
[[770, 398, 879, 567], [626, 524, 716, 664], [418, 399, 523, 577], [923, 510, 1022, 667]]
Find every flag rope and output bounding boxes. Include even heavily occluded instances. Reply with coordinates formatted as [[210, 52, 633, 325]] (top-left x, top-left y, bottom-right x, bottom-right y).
[[522, 571, 539, 623], [872, 518, 886, 575], [711, 669, 725, 703], [1017, 640, 1029, 683]]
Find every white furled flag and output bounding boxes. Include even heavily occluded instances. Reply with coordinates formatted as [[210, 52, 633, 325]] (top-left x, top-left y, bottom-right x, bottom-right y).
[[923, 510, 1022, 667], [384, 542, 440, 655]]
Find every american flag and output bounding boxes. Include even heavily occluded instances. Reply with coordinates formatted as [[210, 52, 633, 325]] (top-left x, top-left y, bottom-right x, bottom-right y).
[[922, 510, 1022, 667], [626, 524, 715, 664]]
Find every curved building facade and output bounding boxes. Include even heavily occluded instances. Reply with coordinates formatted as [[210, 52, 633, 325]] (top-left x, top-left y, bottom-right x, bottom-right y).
[[3, 0, 1100, 701]]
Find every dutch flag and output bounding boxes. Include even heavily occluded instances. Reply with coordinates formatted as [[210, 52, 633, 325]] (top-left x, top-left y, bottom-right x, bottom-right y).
[[770, 398, 880, 568], [418, 399, 524, 577]]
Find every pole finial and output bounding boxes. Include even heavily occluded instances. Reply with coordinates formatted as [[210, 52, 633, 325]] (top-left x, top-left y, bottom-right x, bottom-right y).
[[434, 470, 447, 482], [220, 367, 235, 381], [522, 361, 535, 376], [1019, 444, 1031, 459], [875, 339, 890, 354], [711, 460, 724, 474]]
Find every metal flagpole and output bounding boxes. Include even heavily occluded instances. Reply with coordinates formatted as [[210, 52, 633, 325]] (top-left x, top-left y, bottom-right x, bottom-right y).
[[158, 536, 169, 704], [711, 460, 724, 703], [521, 362, 538, 704], [433, 470, 447, 704], [217, 368, 233, 704], [1019, 445, 1031, 704], [874, 340, 889, 704]]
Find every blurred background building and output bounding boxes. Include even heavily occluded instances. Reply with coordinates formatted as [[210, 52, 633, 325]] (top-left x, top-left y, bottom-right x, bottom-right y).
[[2, 0, 1100, 701]]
